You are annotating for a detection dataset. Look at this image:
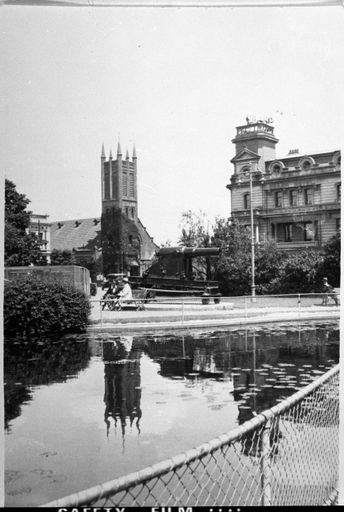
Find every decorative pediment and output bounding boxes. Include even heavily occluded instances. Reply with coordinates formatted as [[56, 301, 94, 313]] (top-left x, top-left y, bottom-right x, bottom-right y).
[[230, 147, 260, 164]]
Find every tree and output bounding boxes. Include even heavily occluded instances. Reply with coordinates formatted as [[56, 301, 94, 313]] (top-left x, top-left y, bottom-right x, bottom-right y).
[[315, 234, 341, 288], [211, 218, 252, 295], [178, 210, 211, 247], [268, 249, 323, 294], [50, 249, 76, 266], [5, 179, 45, 266]]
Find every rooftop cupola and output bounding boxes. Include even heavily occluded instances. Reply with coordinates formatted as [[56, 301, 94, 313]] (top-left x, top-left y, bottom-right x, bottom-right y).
[[232, 117, 279, 167]]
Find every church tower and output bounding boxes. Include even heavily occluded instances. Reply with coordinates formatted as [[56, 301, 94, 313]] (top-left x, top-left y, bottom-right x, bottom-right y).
[[101, 142, 138, 221], [100, 140, 157, 276]]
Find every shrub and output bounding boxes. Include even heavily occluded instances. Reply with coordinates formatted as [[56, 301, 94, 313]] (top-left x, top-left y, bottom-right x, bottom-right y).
[[4, 275, 91, 336]]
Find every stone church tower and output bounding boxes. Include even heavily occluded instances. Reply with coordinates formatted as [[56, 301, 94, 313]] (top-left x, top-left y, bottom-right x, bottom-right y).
[[101, 142, 157, 276]]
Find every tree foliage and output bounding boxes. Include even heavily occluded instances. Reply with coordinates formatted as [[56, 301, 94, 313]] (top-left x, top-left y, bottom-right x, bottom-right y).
[[4, 276, 90, 336], [5, 179, 45, 266], [178, 210, 211, 247], [50, 249, 76, 266], [316, 234, 341, 287], [177, 211, 336, 296]]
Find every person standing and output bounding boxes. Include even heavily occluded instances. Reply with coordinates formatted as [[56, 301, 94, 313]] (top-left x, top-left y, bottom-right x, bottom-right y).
[[321, 277, 338, 306]]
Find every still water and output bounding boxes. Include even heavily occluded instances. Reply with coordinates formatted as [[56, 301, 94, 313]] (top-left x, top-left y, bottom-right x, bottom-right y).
[[4, 320, 339, 507]]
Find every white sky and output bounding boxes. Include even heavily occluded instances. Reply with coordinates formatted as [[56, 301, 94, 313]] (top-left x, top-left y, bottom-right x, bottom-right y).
[[1, 4, 344, 245]]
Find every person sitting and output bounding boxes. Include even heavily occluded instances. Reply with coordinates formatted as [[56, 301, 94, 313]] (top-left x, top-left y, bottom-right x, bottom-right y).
[[102, 278, 120, 310], [321, 277, 338, 306], [115, 277, 133, 309]]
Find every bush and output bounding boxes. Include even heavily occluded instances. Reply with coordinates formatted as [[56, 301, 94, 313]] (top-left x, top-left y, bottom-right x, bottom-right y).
[[4, 276, 91, 336]]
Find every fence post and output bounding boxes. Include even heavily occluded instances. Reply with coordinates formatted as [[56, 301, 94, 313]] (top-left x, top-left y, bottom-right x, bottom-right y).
[[298, 293, 301, 319], [182, 296, 184, 327], [260, 419, 272, 506], [100, 300, 103, 326]]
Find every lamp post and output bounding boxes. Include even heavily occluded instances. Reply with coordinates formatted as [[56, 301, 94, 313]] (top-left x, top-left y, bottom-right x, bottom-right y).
[[237, 161, 259, 302], [248, 162, 256, 302]]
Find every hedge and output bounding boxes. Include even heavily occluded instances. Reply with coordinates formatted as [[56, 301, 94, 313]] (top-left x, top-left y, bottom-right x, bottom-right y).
[[4, 275, 91, 336]]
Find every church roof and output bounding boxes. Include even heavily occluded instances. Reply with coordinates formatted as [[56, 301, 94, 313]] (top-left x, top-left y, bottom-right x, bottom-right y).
[[50, 217, 101, 252], [50, 216, 159, 257]]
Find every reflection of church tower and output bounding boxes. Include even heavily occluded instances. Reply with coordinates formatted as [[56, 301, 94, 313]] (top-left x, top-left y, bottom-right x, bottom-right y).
[[101, 142, 158, 276], [103, 338, 142, 440]]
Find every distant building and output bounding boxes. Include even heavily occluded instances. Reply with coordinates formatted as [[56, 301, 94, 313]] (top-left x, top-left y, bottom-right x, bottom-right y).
[[227, 119, 341, 250], [50, 217, 102, 267], [50, 142, 157, 276], [28, 214, 52, 263]]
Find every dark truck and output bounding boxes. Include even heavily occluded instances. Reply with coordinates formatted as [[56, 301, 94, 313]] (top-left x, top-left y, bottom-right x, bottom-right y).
[[129, 246, 221, 296]]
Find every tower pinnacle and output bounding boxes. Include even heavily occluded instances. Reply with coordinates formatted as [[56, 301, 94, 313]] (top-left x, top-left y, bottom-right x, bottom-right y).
[[101, 143, 105, 159], [117, 142, 122, 156]]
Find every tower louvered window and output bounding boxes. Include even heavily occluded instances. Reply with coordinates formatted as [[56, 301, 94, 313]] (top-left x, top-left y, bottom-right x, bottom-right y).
[[129, 173, 134, 197], [122, 173, 128, 196]]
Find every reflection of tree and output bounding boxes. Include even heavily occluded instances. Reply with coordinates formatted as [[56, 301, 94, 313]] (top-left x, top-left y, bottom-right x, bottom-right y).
[[4, 335, 91, 430], [103, 337, 142, 442]]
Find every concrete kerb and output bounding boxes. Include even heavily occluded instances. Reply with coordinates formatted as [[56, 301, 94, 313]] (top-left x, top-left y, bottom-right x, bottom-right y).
[[88, 304, 340, 333]]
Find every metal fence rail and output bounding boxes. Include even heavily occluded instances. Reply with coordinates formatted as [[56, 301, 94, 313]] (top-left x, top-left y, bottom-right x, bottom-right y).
[[42, 365, 339, 507]]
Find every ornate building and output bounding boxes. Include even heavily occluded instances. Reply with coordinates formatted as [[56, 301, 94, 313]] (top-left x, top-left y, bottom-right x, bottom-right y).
[[28, 214, 52, 263], [227, 119, 341, 250]]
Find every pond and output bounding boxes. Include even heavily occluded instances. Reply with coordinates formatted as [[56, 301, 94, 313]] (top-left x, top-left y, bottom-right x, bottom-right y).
[[4, 320, 339, 507]]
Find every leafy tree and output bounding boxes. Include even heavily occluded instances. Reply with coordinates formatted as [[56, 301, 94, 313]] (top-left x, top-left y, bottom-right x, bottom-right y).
[[255, 241, 286, 294], [315, 234, 341, 288], [50, 248, 76, 266], [178, 210, 211, 247], [5, 179, 45, 266], [211, 218, 252, 295], [268, 249, 323, 294]]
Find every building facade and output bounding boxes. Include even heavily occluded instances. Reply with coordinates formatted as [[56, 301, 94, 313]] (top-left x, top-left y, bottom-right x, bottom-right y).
[[227, 120, 341, 250], [28, 214, 52, 263]]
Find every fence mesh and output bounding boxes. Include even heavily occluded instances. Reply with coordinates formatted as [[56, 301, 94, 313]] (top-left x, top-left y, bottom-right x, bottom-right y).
[[43, 365, 339, 507]]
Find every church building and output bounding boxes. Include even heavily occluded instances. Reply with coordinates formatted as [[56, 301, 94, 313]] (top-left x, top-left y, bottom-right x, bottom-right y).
[[227, 119, 341, 250], [50, 142, 158, 276]]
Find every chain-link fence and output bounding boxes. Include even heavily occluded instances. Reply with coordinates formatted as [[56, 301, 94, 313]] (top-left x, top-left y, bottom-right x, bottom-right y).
[[43, 364, 339, 507]]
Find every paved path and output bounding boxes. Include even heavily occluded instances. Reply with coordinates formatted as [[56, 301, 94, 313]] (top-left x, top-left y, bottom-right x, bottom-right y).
[[89, 289, 340, 332]]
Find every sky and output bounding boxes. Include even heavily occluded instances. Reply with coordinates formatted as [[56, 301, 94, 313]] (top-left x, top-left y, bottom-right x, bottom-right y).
[[1, 4, 344, 245]]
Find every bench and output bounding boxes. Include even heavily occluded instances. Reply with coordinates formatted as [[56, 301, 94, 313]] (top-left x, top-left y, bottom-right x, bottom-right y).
[[115, 288, 156, 311], [321, 287, 340, 306]]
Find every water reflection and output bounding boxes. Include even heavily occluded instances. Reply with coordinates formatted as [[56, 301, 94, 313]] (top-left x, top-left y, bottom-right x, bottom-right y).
[[103, 336, 142, 442], [134, 322, 339, 425], [5, 321, 339, 438], [4, 335, 91, 430], [4, 321, 340, 507]]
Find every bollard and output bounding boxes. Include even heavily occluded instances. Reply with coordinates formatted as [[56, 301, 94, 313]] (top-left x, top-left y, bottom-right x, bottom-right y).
[[214, 293, 222, 304], [202, 293, 210, 305]]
